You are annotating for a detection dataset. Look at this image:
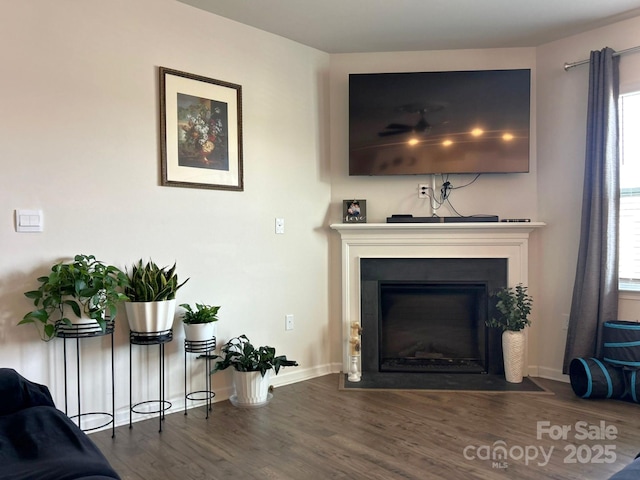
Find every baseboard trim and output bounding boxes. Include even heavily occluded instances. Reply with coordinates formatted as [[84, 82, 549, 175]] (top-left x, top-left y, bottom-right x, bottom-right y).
[[534, 366, 569, 383], [93, 363, 570, 434]]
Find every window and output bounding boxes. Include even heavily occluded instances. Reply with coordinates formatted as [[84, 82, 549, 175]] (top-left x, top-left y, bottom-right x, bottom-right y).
[[619, 92, 640, 291]]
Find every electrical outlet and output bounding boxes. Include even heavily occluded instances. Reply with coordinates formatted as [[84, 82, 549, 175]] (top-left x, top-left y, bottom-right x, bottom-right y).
[[285, 314, 294, 331], [418, 184, 429, 199]]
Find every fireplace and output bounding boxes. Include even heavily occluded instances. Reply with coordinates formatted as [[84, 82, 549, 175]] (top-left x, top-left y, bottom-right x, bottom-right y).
[[380, 283, 487, 373], [361, 258, 506, 376], [331, 221, 543, 381]]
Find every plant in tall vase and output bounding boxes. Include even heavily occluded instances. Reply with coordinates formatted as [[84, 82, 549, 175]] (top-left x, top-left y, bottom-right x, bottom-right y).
[[211, 335, 298, 407], [124, 259, 189, 334], [485, 283, 533, 383]]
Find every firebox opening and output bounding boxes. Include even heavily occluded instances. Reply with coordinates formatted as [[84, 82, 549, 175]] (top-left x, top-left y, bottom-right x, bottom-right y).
[[360, 257, 506, 377], [379, 283, 488, 373]]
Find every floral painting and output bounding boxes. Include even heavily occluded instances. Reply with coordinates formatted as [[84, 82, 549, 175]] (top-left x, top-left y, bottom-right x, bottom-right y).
[[160, 67, 243, 191], [177, 93, 229, 171]]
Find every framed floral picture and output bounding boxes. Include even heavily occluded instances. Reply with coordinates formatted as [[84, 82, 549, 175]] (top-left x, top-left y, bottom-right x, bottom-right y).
[[343, 199, 367, 223], [159, 67, 243, 191]]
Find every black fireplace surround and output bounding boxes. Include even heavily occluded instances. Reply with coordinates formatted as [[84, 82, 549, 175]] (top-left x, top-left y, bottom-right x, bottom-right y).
[[360, 258, 507, 377]]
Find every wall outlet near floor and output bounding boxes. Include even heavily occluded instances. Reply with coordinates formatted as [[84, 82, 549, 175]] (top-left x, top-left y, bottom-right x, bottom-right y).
[[418, 184, 429, 199], [285, 314, 294, 331]]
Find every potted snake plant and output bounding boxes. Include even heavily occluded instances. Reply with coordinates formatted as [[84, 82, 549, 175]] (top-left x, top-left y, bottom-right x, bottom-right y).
[[19, 254, 129, 341], [124, 259, 189, 334], [211, 335, 298, 407]]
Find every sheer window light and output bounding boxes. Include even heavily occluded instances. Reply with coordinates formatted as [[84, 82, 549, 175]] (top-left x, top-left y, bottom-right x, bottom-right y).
[[619, 92, 640, 291]]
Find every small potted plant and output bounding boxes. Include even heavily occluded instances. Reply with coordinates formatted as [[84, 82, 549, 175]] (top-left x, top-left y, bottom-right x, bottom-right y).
[[180, 303, 220, 342], [485, 283, 533, 383], [124, 259, 189, 333], [211, 335, 298, 407], [19, 254, 129, 341]]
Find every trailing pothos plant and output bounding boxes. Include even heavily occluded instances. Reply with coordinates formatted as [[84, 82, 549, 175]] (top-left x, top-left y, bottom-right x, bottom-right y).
[[486, 283, 533, 332], [125, 259, 189, 302], [211, 335, 298, 377], [20, 254, 130, 341]]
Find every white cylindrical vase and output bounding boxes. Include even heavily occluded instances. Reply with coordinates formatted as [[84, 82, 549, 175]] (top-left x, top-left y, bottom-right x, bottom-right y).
[[502, 330, 526, 383], [348, 355, 361, 382]]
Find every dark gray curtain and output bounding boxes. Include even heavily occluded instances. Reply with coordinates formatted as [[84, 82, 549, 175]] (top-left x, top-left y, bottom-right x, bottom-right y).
[[563, 47, 620, 374]]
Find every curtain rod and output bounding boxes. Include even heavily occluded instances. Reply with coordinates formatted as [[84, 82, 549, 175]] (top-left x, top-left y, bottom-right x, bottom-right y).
[[564, 45, 640, 71]]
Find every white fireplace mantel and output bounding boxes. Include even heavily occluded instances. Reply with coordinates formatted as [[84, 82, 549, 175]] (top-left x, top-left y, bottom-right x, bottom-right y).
[[330, 222, 545, 376]]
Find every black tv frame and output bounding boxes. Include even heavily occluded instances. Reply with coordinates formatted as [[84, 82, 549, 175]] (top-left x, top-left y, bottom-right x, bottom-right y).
[[349, 69, 531, 176]]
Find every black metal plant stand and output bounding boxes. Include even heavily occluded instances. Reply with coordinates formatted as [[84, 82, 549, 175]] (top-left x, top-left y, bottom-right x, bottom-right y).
[[184, 337, 216, 418], [56, 319, 116, 438], [129, 330, 173, 433]]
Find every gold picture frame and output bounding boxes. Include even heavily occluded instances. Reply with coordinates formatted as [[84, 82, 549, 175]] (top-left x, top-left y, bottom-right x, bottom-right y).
[[159, 67, 243, 191]]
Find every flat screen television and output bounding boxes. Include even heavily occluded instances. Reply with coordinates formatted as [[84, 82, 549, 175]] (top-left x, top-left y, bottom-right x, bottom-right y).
[[349, 69, 531, 176]]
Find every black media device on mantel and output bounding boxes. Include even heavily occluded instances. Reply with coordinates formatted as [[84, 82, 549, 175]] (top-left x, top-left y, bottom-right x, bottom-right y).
[[386, 215, 499, 223]]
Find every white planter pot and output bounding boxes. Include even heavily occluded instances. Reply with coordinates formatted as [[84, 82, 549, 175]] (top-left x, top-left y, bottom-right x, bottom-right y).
[[125, 299, 176, 333], [183, 322, 216, 342], [502, 330, 526, 383], [68, 317, 102, 333], [62, 302, 102, 333], [231, 370, 272, 407]]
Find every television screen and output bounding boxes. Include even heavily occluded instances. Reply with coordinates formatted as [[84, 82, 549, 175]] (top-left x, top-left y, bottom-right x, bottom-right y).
[[349, 69, 531, 175]]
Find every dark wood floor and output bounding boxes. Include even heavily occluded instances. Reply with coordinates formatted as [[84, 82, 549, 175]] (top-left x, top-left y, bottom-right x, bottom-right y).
[[91, 374, 640, 479]]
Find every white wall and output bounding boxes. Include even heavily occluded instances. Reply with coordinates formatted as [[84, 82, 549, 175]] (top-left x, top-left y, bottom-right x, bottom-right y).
[[0, 0, 331, 427], [4, 0, 640, 426], [327, 48, 543, 369], [327, 15, 640, 382], [329, 49, 539, 222], [536, 15, 640, 380]]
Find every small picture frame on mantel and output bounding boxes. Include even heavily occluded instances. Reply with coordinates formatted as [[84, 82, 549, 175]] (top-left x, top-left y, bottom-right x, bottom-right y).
[[343, 199, 367, 223]]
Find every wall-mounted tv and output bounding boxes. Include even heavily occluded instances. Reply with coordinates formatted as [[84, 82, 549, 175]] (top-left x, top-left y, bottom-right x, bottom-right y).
[[349, 69, 531, 176]]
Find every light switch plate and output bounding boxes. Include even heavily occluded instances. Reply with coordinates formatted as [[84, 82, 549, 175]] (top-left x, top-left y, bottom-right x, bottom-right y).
[[16, 209, 43, 233]]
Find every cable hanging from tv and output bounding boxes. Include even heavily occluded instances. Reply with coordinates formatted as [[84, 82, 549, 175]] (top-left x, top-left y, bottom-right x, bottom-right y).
[[423, 173, 486, 219]]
